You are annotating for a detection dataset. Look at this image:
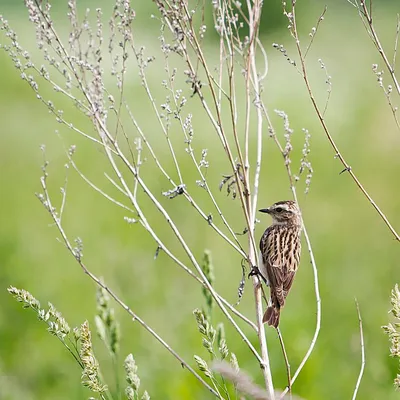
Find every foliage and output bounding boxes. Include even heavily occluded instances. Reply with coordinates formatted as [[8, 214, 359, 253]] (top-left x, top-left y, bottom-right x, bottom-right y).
[[1, 1, 400, 400]]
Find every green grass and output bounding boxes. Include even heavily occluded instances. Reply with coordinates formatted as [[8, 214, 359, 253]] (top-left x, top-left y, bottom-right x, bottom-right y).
[[1, 2, 400, 400]]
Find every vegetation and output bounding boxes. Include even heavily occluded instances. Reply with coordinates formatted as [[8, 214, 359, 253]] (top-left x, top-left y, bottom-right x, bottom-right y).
[[0, 1, 400, 399]]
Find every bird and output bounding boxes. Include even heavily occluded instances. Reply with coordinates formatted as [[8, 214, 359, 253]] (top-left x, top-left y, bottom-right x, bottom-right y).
[[257, 200, 302, 328]]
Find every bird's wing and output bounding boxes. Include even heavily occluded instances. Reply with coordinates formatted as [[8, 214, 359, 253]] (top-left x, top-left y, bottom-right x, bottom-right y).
[[260, 225, 301, 308], [282, 232, 301, 298]]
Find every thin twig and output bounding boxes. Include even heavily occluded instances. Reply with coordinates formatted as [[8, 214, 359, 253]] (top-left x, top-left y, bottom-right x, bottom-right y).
[[277, 328, 292, 399], [59, 164, 69, 224], [133, 138, 141, 200], [132, 43, 184, 185], [351, 299, 365, 400], [393, 14, 400, 69], [304, 6, 327, 58], [69, 159, 136, 214], [254, 281, 275, 399]]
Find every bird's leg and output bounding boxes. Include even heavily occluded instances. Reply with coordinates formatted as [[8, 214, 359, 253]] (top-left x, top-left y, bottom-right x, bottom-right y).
[[248, 265, 260, 277], [248, 265, 268, 285], [260, 284, 270, 305], [249, 266, 270, 304]]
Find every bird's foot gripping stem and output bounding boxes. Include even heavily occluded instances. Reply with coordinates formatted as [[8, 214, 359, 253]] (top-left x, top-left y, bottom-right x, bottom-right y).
[[248, 266, 267, 285]]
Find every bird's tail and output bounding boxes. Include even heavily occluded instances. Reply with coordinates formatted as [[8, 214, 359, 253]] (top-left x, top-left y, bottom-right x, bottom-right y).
[[263, 306, 280, 328]]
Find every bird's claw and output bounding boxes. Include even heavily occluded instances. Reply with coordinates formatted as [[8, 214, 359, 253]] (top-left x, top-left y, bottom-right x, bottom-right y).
[[248, 266, 268, 285], [248, 266, 261, 278]]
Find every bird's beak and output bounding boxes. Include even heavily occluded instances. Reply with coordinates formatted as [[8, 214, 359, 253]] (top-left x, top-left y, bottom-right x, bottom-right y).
[[259, 208, 271, 214]]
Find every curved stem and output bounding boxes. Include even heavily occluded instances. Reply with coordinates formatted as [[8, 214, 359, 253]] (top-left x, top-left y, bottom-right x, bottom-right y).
[[351, 299, 365, 400]]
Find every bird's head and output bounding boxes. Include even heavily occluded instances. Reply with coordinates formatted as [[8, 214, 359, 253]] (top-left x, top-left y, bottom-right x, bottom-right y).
[[259, 200, 301, 226]]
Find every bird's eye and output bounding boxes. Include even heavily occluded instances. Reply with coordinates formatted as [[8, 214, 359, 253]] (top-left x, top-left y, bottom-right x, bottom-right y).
[[275, 207, 283, 213]]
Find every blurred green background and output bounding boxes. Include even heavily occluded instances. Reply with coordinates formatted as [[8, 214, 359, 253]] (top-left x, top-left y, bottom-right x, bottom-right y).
[[1, 1, 400, 399]]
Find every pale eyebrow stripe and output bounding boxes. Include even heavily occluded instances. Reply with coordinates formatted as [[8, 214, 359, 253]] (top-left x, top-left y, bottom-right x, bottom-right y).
[[273, 204, 289, 211]]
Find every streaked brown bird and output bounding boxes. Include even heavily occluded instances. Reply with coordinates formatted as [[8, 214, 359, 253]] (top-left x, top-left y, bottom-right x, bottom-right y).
[[258, 200, 302, 328]]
